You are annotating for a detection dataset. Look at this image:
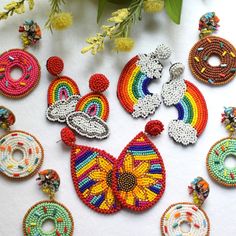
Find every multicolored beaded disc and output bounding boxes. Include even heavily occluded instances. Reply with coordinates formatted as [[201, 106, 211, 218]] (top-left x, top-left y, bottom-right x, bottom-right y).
[[0, 131, 43, 179], [207, 138, 236, 187], [160, 202, 210, 236], [0, 49, 40, 98], [112, 132, 166, 211], [189, 36, 236, 86], [23, 200, 74, 236]]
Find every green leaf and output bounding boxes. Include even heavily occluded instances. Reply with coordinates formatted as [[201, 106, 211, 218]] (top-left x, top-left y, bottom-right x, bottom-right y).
[[97, 0, 107, 23], [165, 0, 183, 24]]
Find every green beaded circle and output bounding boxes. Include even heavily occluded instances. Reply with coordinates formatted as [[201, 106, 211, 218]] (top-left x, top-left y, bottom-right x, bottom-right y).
[[23, 201, 74, 236], [207, 138, 236, 187]]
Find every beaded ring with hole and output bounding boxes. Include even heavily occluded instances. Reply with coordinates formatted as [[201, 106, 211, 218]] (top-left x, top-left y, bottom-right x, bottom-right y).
[[117, 44, 171, 118], [66, 74, 110, 139], [23, 170, 74, 236], [161, 62, 208, 145], [160, 177, 210, 236], [0, 130, 44, 180], [189, 12, 236, 86], [160, 202, 210, 236], [207, 107, 236, 187], [46, 56, 81, 123]]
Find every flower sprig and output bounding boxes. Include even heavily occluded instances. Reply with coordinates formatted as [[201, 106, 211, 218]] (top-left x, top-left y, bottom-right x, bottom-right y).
[[45, 0, 73, 31], [0, 0, 34, 20], [81, 0, 144, 55]]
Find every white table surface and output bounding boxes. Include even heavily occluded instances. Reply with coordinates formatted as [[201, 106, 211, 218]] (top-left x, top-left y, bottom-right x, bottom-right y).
[[0, 0, 235, 235]]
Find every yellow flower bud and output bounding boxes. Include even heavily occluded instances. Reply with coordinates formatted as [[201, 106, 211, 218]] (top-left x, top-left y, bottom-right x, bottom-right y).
[[143, 0, 165, 13], [51, 12, 73, 30], [113, 37, 134, 52]]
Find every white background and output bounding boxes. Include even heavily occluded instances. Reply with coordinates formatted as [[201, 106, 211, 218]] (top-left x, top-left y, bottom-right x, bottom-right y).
[[0, 0, 236, 235]]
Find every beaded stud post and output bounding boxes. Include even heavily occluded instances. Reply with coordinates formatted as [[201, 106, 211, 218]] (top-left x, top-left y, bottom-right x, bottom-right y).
[[161, 62, 208, 145], [160, 177, 210, 236], [189, 12, 236, 86], [46, 56, 81, 123], [0, 20, 41, 99], [117, 44, 171, 118], [207, 107, 236, 187], [60, 120, 166, 213], [23, 169, 74, 236], [0, 106, 44, 180], [66, 74, 110, 139]]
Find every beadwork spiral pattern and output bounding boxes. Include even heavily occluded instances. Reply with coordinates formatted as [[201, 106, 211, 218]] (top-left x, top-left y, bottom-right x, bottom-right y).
[[112, 132, 166, 211], [207, 138, 236, 187], [189, 36, 236, 85], [23, 201, 74, 236], [161, 202, 210, 236], [117, 55, 162, 118], [0, 131, 43, 179], [0, 49, 40, 98]]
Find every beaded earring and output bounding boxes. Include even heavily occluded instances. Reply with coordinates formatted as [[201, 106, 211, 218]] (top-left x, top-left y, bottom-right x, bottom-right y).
[[66, 74, 110, 140], [160, 177, 210, 236], [161, 62, 208, 145], [206, 107, 236, 187], [0, 106, 44, 180], [60, 120, 166, 213], [46, 56, 81, 123], [23, 169, 74, 236], [189, 12, 236, 86], [117, 44, 171, 118], [0, 20, 41, 98]]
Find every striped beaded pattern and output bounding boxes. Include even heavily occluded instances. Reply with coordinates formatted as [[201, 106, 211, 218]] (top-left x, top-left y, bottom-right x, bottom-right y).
[[175, 80, 208, 136], [207, 138, 236, 187], [189, 36, 236, 85], [161, 202, 210, 236], [70, 145, 121, 214], [47, 76, 80, 106], [0, 49, 40, 98], [23, 200, 73, 236], [75, 92, 109, 121], [0, 131, 43, 179], [117, 55, 162, 118], [112, 132, 166, 211]]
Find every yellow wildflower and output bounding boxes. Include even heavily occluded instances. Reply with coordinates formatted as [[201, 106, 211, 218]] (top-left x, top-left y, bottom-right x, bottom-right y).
[[108, 8, 129, 23], [27, 0, 34, 10], [114, 37, 134, 52], [15, 3, 25, 14], [4, 1, 18, 11], [143, 0, 165, 13], [0, 12, 8, 20], [51, 12, 73, 30], [101, 25, 115, 37]]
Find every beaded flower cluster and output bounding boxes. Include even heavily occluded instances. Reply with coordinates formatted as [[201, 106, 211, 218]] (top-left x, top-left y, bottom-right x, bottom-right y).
[[0, 106, 15, 130], [221, 107, 236, 134]]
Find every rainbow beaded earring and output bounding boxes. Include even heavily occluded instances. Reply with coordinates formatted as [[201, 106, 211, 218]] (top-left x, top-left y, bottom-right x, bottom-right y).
[[46, 56, 81, 123], [0, 106, 44, 180], [0, 20, 41, 98], [189, 12, 236, 86], [23, 169, 74, 236], [207, 107, 236, 187], [60, 120, 166, 214], [66, 74, 110, 140], [161, 62, 208, 145], [160, 177, 210, 236], [117, 44, 171, 118]]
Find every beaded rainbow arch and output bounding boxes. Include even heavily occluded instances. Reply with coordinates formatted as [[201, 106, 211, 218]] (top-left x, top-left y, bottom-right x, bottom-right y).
[[117, 44, 171, 118], [161, 63, 208, 145]]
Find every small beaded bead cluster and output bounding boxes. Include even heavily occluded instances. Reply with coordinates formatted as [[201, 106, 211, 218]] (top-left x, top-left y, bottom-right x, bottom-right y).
[[0, 131, 44, 179]]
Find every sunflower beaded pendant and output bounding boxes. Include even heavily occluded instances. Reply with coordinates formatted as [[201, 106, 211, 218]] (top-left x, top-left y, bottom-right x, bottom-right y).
[[23, 170, 74, 236]]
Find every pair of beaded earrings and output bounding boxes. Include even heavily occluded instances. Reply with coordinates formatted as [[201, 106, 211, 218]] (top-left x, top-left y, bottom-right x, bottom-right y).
[[61, 120, 166, 214], [0, 106, 44, 180], [45, 56, 110, 140], [161, 177, 210, 236], [0, 20, 41, 99], [23, 169, 74, 236], [189, 12, 236, 86], [117, 46, 208, 146]]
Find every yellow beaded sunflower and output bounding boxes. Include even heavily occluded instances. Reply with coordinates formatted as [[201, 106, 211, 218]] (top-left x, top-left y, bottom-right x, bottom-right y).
[[117, 154, 162, 205], [88, 157, 115, 210]]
